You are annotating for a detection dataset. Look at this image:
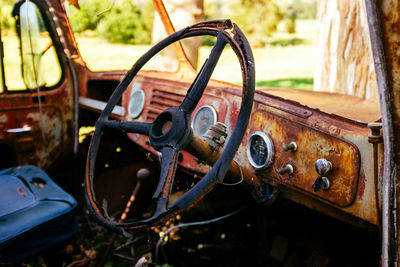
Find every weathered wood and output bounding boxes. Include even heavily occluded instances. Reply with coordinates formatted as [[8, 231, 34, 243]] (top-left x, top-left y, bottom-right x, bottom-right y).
[[314, 0, 378, 103]]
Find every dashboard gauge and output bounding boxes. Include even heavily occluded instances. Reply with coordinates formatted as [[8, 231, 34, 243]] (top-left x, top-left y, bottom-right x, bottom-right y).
[[128, 88, 145, 119], [246, 131, 274, 169], [191, 105, 217, 137]]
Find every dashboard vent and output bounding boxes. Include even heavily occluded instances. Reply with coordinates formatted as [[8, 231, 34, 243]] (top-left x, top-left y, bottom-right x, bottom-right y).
[[146, 88, 184, 121]]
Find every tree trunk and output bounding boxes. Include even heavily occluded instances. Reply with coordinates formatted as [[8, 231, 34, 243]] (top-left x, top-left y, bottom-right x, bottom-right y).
[[314, 0, 378, 103], [150, 0, 204, 72]]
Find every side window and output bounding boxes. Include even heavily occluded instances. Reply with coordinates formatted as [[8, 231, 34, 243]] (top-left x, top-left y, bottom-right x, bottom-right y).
[[1, 1, 62, 91]]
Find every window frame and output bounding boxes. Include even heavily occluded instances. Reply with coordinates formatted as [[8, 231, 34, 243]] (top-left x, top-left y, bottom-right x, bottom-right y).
[[1, 0, 66, 94]]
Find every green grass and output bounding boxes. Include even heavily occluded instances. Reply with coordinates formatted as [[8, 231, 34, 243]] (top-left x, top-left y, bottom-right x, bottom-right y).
[[257, 78, 313, 90], [74, 35, 151, 71], [2, 20, 317, 90]]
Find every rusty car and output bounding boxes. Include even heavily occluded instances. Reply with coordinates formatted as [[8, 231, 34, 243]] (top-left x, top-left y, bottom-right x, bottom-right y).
[[1, 0, 400, 266]]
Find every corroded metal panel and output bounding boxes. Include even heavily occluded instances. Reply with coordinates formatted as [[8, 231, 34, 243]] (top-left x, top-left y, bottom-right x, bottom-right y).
[[247, 110, 360, 207], [0, 81, 72, 169]]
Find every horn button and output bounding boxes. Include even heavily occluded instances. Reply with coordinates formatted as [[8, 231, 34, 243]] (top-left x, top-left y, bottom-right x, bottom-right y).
[[149, 107, 192, 150]]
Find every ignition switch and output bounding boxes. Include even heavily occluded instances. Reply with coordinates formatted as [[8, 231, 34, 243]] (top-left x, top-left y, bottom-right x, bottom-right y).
[[312, 177, 330, 192]]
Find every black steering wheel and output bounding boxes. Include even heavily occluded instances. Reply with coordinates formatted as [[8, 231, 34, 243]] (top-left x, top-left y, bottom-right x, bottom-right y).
[[85, 20, 256, 235]]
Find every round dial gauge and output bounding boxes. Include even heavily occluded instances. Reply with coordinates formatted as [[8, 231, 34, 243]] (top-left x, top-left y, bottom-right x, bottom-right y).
[[191, 105, 217, 137], [246, 131, 274, 169], [128, 89, 145, 119]]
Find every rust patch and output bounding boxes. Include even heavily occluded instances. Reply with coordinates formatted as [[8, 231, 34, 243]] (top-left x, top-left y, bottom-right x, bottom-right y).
[[17, 187, 27, 198]]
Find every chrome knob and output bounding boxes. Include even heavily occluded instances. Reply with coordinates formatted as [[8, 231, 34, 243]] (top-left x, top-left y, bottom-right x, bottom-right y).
[[283, 141, 297, 152], [278, 164, 294, 175], [315, 158, 332, 176]]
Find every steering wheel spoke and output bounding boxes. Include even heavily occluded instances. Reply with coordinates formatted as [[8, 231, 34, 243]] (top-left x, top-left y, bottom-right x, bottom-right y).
[[180, 31, 228, 114], [153, 146, 179, 200], [98, 119, 152, 135]]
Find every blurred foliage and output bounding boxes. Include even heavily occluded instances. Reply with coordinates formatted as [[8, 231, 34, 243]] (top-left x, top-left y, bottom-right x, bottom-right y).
[[141, 1, 155, 36], [96, 0, 151, 44], [0, 0, 15, 30], [277, 0, 317, 34], [68, 0, 153, 44], [68, 0, 110, 33], [203, 0, 318, 46], [284, 17, 296, 34], [202, 0, 218, 46], [231, 0, 283, 47], [280, 0, 317, 20]]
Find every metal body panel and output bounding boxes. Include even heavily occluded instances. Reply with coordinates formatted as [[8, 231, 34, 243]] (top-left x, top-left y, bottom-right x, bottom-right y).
[[365, 0, 400, 264], [0, 0, 77, 169], [0, 80, 74, 169]]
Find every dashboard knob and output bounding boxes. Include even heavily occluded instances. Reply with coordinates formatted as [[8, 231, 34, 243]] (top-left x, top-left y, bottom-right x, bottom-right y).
[[315, 158, 332, 176], [278, 164, 294, 175], [312, 177, 330, 192], [283, 141, 297, 152]]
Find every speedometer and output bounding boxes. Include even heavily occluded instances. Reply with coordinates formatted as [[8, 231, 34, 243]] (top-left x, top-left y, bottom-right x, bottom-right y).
[[246, 131, 274, 169]]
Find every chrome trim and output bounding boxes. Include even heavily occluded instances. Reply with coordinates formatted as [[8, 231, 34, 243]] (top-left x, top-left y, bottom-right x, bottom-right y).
[[246, 131, 275, 170], [5, 125, 32, 133], [78, 97, 125, 116]]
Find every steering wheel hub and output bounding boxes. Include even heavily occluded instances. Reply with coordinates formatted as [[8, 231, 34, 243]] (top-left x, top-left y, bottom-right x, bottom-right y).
[[149, 107, 192, 150]]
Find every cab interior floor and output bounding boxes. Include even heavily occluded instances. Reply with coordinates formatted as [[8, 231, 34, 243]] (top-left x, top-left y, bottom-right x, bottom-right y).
[[36, 128, 380, 267], [158, 193, 380, 267]]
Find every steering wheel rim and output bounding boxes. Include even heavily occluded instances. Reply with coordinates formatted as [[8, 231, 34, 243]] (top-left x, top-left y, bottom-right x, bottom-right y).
[[85, 20, 255, 235]]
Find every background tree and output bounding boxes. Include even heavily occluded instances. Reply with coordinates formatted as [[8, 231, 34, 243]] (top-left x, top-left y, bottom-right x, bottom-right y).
[[97, 0, 152, 44], [313, 0, 378, 102], [150, 0, 204, 71], [68, 0, 154, 44], [68, 0, 110, 33]]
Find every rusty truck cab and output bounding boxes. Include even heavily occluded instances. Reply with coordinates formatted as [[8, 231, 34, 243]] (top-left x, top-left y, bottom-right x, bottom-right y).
[[1, 0, 399, 265]]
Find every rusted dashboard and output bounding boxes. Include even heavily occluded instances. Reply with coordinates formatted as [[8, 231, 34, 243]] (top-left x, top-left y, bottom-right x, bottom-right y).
[[246, 109, 360, 207], [120, 72, 381, 227]]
